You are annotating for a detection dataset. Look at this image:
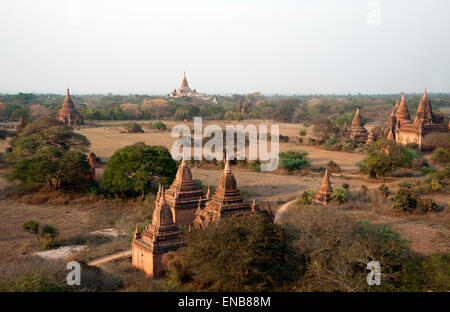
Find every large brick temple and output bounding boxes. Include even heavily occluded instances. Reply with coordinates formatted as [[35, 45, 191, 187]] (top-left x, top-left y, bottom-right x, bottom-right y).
[[390, 91, 449, 151]]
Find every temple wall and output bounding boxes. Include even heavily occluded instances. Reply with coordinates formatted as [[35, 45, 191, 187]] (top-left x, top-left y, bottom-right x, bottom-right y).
[[397, 131, 420, 146], [173, 208, 196, 226], [132, 243, 157, 276]]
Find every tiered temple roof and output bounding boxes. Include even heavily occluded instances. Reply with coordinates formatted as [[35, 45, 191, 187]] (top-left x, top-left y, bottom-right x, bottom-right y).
[[313, 169, 333, 205], [395, 95, 410, 123], [56, 89, 83, 126], [349, 108, 368, 143], [414, 89, 434, 124], [133, 187, 185, 256], [194, 160, 251, 228], [164, 158, 206, 226]]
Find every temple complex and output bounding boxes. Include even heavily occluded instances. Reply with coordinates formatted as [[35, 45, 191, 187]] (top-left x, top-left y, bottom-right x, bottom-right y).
[[313, 169, 333, 205], [164, 158, 207, 226], [194, 160, 252, 228], [349, 108, 368, 144], [56, 89, 83, 126], [132, 187, 185, 277], [392, 90, 448, 151], [167, 72, 211, 100]]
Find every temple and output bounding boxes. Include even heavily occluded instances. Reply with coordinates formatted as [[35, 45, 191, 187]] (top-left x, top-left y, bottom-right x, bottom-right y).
[[164, 158, 207, 226], [366, 128, 376, 145], [391, 90, 448, 151], [348, 108, 368, 144], [167, 72, 211, 100], [194, 160, 252, 228], [313, 169, 333, 205], [56, 89, 83, 126], [132, 187, 185, 277]]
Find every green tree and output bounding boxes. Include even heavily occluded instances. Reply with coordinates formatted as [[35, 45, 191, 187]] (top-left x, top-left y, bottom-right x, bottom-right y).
[[279, 150, 310, 172], [103, 143, 177, 199], [125, 122, 143, 133], [360, 138, 411, 180]]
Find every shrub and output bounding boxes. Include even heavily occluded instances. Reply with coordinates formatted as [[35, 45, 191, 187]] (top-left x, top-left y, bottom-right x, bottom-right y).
[[330, 187, 348, 204], [174, 107, 191, 121], [342, 183, 349, 190], [125, 122, 143, 133], [327, 160, 341, 173], [421, 166, 436, 176], [299, 129, 306, 136], [279, 150, 310, 172], [297, 190, 314, 205], [224, 111, 234, 121], [419, 199, 438, 213], [388, 189, 417, 213], [248, 160, 261, 172], [151, 121, 167, 130], [324, 137, 337, 146], [164, 214, 299, 291], [378, 184, 390, 197], [431, 147, 450, 164], [40, 225, 59, 250]]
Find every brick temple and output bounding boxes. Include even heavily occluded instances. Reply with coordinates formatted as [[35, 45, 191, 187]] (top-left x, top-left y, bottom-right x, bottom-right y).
[[56, 88, 83, 126], [390, 90, 449, 151], [132, 187, 186, 277], [313, 169, 333, 205], [194, 160, 252, 228]]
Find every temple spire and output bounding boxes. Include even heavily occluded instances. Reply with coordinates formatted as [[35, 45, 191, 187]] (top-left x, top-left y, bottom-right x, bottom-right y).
[[395, 94, 410, 123]]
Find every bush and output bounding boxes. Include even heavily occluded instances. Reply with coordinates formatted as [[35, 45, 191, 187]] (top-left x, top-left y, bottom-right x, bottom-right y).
[[279, 150, 310, 172], [299, 129, 306, 136], [125, 122, 143, 133], [248, 160, 261, 172], [378, 184, 390, 197], [39, 225, 59, 250], [297, 190, 314, 205], [389, 189, 417, 213], [174, 107, 191, 121], [431, 147, 450, 164], [327, 160, 341, 173], [421, 166, 436, 176], [330, 187, 348, 204], [151, 121, 167, 130], [164, 214, 299, 291], [419, 199, 438, 213]]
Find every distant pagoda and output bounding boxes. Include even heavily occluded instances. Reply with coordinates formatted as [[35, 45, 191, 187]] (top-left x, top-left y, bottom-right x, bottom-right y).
[[366, 128, 376, 145], [313, 169, 333, 205], [132, 187, 185, 277], [349, 108, 368, 144], [167, 72, 211, 100], [164, 158, 207, 226], [194, 160, 252, 228], [56, 88, 83, 126]]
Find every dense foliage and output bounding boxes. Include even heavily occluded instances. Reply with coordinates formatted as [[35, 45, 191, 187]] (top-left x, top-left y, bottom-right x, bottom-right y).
[[102, 143, 177, 199], [5, 118, 91, 188], [279, 150, 310, 172], [164, 213, 299, 291]]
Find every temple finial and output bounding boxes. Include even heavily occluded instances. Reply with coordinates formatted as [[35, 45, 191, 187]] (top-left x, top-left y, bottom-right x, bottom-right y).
[[224, 158, 231, 171]]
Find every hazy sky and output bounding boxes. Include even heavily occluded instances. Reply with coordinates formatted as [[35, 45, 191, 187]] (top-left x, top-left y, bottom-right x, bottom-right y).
[[1, 0, 449, 95]]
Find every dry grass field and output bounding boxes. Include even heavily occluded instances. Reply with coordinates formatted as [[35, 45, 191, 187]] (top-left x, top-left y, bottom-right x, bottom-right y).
[[0, 120, 449, 268]]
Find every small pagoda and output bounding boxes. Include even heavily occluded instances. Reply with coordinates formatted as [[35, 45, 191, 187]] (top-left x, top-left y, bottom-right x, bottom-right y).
[[132, 187, 185, 277], [164, 158, 207, 226], [313, 169, 333, 205], [366, 128, 376, 145], [56, 88, 83, 126], [194, 160, 252, 228], [349, 108, 368, 144]]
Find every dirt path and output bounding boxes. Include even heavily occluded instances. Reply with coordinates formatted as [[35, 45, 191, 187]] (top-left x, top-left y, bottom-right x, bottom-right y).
[[87, 250, 131, 266], [274, 199, 296, 222]]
